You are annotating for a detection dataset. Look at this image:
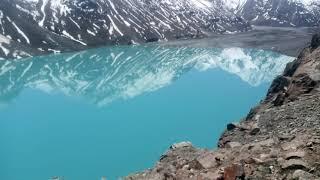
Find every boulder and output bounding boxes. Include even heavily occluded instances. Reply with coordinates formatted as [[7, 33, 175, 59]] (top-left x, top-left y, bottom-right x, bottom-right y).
[[170, 142, 192, 149], [227, 123, 238, 131], [284, 151, 306, 160], [249, 128, 260, 135], [196, 152, 218, 169], [278, 134, 295, 141], [292, 170, 320, 180], [281, 159, 309, 170], [224, 164, 245, 180]]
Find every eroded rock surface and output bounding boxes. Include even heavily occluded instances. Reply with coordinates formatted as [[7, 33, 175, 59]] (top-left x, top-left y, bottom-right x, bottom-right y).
[[126, 33, 320, 180]]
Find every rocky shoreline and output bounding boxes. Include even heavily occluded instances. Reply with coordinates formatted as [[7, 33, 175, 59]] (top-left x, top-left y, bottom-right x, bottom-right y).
[[125, 33, 320, 180]]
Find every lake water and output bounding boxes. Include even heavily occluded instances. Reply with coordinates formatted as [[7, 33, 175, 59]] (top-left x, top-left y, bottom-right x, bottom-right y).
[[0, 44, 294, 180]]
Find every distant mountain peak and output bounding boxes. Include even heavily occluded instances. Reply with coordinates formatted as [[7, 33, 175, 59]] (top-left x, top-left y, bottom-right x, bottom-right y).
[[235, 0, 320, 27]]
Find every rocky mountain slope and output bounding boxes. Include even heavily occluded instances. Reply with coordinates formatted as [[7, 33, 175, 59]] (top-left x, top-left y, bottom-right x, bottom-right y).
[[1, 0, 319, 60], [230, 0, 320, 27], [0, 0, 250, 60], [125, 33, 320, 180]]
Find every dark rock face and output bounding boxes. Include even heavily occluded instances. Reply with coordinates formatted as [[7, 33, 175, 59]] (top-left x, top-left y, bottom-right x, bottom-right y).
[[226, 123, 237, 131], [125, 36, 320, 180], [311, 33, 320, 50], [0, 0, 250, 59], [267, 76, 290, 97]]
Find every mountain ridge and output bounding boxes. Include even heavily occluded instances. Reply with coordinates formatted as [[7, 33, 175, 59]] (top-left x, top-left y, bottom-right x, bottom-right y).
[[233, 0, 320, 27], [0, 0, 319, 60], [0, 0, 250, 59]]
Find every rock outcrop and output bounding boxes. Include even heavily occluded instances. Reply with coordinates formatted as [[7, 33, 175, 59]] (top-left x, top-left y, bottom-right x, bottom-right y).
[[125, 33, 320, 180]]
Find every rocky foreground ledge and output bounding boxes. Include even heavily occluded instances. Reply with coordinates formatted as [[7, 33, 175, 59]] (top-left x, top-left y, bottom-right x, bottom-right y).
[[125, 33, 320, 180]]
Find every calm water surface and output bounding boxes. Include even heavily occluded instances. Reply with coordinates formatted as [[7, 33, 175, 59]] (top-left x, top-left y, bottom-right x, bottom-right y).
[[0, 44, 294, 180]]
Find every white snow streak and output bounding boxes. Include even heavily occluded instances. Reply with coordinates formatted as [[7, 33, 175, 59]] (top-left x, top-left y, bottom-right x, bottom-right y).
[[107, 15, 124, 36], [39, 0, 49, 27], [8, 17, 30, 44]]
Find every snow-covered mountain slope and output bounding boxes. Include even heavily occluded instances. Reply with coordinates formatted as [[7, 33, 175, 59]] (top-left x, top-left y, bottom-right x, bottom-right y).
[[233, 0, 320, 27], [220, 0, 247, 10], [0, 0, 250, 59], [0, 45, 293, 106], [1, 0, 318, 60]]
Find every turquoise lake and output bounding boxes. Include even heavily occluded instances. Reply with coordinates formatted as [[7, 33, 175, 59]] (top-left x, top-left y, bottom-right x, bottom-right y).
[[0, 45, 294, 180]]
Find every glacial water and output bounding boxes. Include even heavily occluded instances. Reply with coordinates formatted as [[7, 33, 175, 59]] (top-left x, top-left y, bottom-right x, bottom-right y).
[[0, 44, 294, 180]]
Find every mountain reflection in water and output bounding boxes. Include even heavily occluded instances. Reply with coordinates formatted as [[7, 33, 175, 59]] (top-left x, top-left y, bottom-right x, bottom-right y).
[[0, 44, 294, 106]]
